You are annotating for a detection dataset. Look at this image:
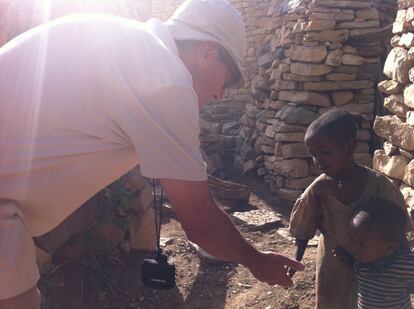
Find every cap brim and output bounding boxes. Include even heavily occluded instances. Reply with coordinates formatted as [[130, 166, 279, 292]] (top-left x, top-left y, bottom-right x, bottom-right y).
[[165, 20, 246, 89]]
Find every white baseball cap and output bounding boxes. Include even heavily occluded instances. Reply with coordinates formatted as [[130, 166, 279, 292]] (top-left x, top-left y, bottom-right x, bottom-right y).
[[165, 0, 247, 88]]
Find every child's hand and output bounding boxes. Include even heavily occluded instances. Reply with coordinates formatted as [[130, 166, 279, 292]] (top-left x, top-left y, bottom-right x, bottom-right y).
[[286, 266, 296, 278], [332, 246, 354, 265]]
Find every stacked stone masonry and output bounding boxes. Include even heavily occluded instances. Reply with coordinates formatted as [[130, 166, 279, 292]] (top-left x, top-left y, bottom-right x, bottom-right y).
[[374, 0, 414, 217], [152, 0, 272, 172], [237, 0, 396, 203]]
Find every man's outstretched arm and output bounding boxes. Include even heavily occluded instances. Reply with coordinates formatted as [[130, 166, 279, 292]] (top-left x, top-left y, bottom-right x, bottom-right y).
[[160, 179, 304, 288]]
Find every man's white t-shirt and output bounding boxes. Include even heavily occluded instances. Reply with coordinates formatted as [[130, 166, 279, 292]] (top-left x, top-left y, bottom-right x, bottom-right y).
[[0, 14, 207, 236]]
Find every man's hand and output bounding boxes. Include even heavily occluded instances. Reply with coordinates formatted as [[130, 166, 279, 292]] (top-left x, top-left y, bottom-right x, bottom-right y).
[[247, 251, 304, 288], [160, 178, 304, 289]]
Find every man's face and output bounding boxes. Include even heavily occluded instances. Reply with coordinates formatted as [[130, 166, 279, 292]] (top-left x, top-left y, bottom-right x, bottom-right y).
[[191, 43, 238, 108]]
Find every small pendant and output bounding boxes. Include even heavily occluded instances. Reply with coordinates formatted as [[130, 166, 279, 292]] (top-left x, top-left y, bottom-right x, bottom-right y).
[[337, 181, 343, 189]]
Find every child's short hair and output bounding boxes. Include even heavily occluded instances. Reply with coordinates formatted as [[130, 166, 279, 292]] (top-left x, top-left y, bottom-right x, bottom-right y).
[[306, 109, 363, 142], [351, 198, 407, 242]]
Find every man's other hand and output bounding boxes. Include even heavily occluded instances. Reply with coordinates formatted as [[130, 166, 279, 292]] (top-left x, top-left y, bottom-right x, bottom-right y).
[[248, 251, 304, 289]]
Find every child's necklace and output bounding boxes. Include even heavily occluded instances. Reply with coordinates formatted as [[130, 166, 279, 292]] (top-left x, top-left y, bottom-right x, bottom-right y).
[[335, 161, 358, 189]]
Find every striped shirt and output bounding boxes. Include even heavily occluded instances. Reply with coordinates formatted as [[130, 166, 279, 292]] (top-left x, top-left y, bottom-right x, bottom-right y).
[[355, 251, 414, 309]]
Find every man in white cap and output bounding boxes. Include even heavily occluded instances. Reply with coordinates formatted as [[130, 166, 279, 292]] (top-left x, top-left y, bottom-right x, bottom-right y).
[[0, 0, 304, 307]]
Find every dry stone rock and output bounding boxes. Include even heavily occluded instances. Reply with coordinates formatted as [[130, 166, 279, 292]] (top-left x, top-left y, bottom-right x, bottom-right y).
[[406, 7, 414, 22], [399, 0, 414, 10], [313, 0, 371, 9], [384, 94, 410, 118], [384, 48, 414, 84], [306, 20, 336, 31], [378, 80, 403, 95], [332, 91, 354, 106], [356, 8, 379, 20], [273, 79, 297, 90], [274, 132, 306, 142], [283, 73, 322, 82], [304, 80, 373, 91], [400, 33, 414, 49], [280, 143, 310, 158], [335, 66, 358, 74], [305, 29, 349, 43], [286, 45, 327, 63], [271, 119, 307, 133], [342, 46, 358, 54], [342, 54, 364, 66], [400, 183, 414, 208], [272, 158, 309, 177], [279, 90, 330, 107], [396, 9, 407, 22], [326, 73, 356, 81], [403, 159, 414, 186], [407, 111, 414, 125], [232, 209, 282, 230], [290, 63, 333, 76], [384, 141, 400, 156], [308, 12, 354, 21], [350, 28, 379, 37], [391, 35, 402, 48], [374, 115, 414, 151], [325, 49, 343, 67], [275, 104, 319, 125], [373, 150, 410, 180], [410, 67, 414, 83], [393, 21, 410, 34], [400, 148, 414, 159], [337, 20, 380, 29], [320, 103, 373, 114], [242, 160, 258, 174], [404, 84, 414, 108]]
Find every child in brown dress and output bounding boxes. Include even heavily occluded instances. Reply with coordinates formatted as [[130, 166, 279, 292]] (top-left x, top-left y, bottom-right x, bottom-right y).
[[288, 109, 411, 309]]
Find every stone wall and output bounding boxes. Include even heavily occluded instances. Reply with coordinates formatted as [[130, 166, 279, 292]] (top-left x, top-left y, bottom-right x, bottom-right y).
[[373, 0, 414, 217], [0, 0, 151, 46], [237, 0, 396, 204], [152, 0, 272, 173]]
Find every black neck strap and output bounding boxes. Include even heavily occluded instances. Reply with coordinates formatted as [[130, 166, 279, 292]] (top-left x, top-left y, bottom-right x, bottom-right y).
[[150, 179, 163, 255]]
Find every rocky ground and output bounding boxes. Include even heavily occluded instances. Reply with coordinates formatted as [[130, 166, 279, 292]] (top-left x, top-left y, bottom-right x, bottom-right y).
[[38, 171, 319, 309], [38, 169, 414, 309]]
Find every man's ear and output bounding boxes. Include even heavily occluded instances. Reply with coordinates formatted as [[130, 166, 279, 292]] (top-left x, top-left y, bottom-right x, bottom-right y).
[[195, 42, 221, 68]]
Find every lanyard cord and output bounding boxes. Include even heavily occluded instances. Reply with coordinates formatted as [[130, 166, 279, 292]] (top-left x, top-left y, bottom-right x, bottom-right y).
[[151, 179, 163, 255]]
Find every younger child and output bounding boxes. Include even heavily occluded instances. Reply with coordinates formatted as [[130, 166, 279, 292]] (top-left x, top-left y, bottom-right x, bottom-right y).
[[347, 198, 413, 309], [288, 109, 410, 309]]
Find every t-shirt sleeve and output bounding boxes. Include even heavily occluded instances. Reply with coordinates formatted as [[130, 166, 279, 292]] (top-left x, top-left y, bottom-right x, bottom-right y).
[[107, 83, 207, 181], [289, 183, 320, 240], [92, 19, 207, 181]]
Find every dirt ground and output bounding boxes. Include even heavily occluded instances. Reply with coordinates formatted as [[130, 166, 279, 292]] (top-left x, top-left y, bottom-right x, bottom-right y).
[[38, 168, 319, 309]]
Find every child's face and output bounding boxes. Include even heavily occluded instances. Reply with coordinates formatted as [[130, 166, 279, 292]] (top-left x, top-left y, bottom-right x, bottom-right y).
[[348, 223, 396, 263], [304, 133, 355, 178]]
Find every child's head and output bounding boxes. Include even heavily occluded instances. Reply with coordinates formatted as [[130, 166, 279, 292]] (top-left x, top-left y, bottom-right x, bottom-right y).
[[349, 198, 407, 263], [304, 109, 361, 178]]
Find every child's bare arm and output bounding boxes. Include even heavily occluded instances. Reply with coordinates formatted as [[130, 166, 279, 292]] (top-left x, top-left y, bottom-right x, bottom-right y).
[[287, 239, 308, 277]]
